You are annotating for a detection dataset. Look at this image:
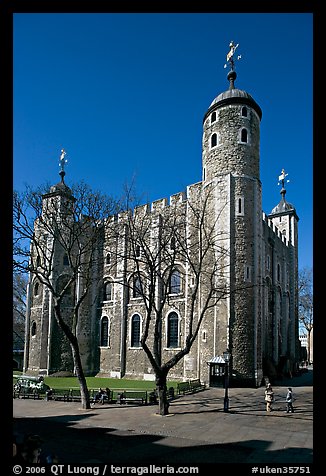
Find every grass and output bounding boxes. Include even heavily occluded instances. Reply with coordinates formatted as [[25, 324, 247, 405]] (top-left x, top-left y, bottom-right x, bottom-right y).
[[13, 373, 179, 392]]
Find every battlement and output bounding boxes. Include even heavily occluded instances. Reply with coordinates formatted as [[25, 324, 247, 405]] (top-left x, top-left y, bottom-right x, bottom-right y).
[[262, 212, 289, 246]]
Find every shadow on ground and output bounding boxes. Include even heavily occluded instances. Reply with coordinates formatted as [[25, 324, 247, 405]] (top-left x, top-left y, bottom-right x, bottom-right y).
[[13, 412, 313, 464]]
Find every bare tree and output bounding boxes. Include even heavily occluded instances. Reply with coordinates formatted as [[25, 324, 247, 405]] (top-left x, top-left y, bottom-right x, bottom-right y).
[[13, 181, 121, 409], [298, 267, 313, 363], [13, 271, 28, 358], [115, 183, 232, 415]]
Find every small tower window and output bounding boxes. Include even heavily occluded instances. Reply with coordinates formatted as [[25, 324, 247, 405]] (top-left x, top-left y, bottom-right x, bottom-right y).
[[167, 312, 179, 348], [133, 275, 143, 298], [267, 255, 271, 271], [169, 269, 181, 294], [211, 111, 217, 123], [170, 236, 176, 250], [31, 321, 37, 337], [103, 282, 112, 301], [106, 252, 111, 265], [135, 245, 141, 258], [277, 264, 281, 281], [240, 128, 248, 143], [33, 282, 40, 297], [241, 106, 248, 117], [131, 314, 141, 347], [63, 254, 69, 266], [244, 265, 252, 282], [235, 196, 244, 216], [100, 316, 109, 347], [211, 133, 218, 148]]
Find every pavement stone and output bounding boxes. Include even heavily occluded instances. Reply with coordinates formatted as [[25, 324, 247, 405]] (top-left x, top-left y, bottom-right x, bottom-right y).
[[12, 368, 313, 467]]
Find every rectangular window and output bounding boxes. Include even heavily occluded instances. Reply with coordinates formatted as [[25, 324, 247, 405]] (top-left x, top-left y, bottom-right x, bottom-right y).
[[244, 265, 251, 282], [235, 196, 244, 216]]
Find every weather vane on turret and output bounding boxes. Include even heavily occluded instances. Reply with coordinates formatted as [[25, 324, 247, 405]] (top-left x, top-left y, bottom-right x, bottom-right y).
[[277, 168, 290, 200], [278, 169, 290, 188], [59, 149, 68, 182], [224, 41, 241, 71]]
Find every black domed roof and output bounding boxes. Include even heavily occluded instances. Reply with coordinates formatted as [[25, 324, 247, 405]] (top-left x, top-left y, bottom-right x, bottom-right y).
[[205, 70, 262, 121]]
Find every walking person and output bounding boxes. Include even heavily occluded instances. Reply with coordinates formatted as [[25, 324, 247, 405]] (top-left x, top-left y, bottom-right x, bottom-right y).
[[264, 383, 274, 412], [286, 387, 294, 413]]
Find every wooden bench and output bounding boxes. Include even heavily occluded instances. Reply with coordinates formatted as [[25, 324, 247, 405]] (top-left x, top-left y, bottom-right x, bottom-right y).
[[14, 388, 41, 400], [119, 390, 148, 405], [90, 389, 112, 404], [177, 381, 191, 395], [69, 389, 82, 402], [52, 388, 70, 402], [189, 379, 206, 392]]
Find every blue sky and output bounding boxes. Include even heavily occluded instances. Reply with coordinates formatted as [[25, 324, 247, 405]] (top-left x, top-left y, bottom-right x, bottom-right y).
[[13, 13, 313, 270]]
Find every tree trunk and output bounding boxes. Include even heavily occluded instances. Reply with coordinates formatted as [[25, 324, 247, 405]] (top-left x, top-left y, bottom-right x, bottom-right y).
[[53, 304, 91, 409], [71, 343, 91, 409], [156, 372, 169, 416]]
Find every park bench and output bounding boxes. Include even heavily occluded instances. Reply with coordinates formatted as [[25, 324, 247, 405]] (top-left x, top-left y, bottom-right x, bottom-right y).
[[119, 390, 148, 405], [52, 388, 70, 402], [90, 388, 112, 404], [69, 389, 82, 402], [177, 381, 191, 395], [13, 387, 42, 400], [189, 378, 206, 392]]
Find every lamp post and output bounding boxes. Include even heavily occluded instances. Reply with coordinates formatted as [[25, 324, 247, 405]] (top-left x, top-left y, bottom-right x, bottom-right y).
[[223, 349, 231, 412]]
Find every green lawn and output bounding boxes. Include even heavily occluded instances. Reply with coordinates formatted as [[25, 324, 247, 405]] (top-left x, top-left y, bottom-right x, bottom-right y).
[[13, 373, 179, 392]]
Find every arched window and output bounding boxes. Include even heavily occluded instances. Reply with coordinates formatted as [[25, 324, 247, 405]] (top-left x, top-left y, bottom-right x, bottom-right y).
[[131, 314, 141, 347], [31, 321, 37, 337], [133, 275, 143, 298], [63, 254, 69, 266], [240, 128, 248, 143], [167, 312, 179, 348], [211, 111, 217, 123], [170, 236, 176, 250], [100, 316, 109, 347], [169, 269, 181, 294], [211, 133, 217, 148], [103, 282, 112, 301], [106, 253, 111, 265], [33, 282, 40, 297], [241, 106, 248, 117], [36, 255, 41, 267], [135, 245, 141, 258]]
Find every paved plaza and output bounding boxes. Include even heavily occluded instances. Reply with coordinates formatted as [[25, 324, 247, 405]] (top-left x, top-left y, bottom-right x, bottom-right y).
[[13, 369, 313, 466]]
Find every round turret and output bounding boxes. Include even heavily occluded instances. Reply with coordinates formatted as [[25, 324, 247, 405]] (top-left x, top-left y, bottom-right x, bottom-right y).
[[202, 69, 262, 183]]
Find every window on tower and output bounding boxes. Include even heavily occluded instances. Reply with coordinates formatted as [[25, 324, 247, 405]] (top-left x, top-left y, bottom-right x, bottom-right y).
[[241, 106, 248, 117], [169, 269, 181, 294], [103, 281, 112, 301], [167, 312, 179, 348], [100, 316, 109, 347], [211, 133, 218, 148], [131, 314, 141, 347], [211, 111, 217, 123], [235, 196, 244, 216], [33, 281, 40, 297], [132, 275, 143, 299], [240, 128, 248, 143]]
